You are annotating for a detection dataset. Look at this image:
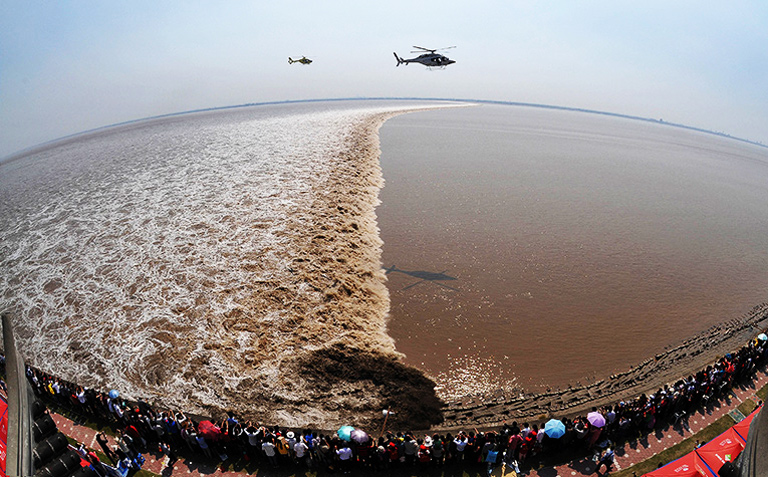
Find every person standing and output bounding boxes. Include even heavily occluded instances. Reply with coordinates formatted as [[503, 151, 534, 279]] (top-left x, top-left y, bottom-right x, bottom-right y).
[[594, 447, 614, 474], [262, 437, 278, 467], [403, 435, 418, 465], [96, 432, 117, 464], [196, 434, 213, 459], [159, 440, 179, 469], [453, 434, 468, 463], [336, 443, 353, 474], [294, 437, 310, 467]]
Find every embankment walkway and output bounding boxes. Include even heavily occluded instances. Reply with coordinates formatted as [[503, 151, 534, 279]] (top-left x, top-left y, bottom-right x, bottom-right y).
[[52, 365, 766, 477]]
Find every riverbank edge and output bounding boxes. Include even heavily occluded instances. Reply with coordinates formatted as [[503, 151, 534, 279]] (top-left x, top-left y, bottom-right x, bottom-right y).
[[437, 303, 768, 430]]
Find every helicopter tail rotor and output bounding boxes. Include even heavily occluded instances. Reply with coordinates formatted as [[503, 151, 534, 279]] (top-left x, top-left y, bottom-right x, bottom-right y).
[[393, 52, 405, 66], [288, 57, 294, 64]]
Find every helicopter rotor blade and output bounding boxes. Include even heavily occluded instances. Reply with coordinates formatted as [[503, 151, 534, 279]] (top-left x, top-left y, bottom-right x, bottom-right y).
[[410, 45, 455, 53]]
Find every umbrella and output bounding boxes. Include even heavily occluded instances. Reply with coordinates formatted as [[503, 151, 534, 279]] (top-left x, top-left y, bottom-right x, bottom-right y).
[[544, 419, 566, 439], [337, 425, 355, 441], [108, 389, 120, 399], [758, 333, 768, 342], [587, 412, 606, 428], [350, 428, 370, 444], [198, 420, 222, 440]]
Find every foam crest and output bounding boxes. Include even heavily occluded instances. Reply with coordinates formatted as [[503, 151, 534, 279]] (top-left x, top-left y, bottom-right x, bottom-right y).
[[0, 101, 455, 428]]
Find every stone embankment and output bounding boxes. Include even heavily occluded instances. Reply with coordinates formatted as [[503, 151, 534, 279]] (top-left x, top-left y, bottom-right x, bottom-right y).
[[439, 303, 768, 430]]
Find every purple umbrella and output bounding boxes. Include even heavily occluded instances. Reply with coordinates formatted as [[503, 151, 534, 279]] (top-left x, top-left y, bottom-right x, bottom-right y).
[[350, 428, 370, 444], [587, 412, 606, 428]]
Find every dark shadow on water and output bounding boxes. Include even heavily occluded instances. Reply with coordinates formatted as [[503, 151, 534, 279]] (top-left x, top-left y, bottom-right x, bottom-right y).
[[384, 265, 458, 291], [298, 343, 445, 429]]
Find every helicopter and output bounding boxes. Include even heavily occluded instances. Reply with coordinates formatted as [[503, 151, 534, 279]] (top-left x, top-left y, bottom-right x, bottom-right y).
[[288, 56, 312, 65], [394, 46, 456, 68]]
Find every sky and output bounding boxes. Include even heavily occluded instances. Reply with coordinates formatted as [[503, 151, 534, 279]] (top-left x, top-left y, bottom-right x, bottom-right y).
[[1, 0, 767, 158]]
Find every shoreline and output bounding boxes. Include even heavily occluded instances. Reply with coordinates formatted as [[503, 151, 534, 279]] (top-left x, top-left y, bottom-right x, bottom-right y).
[[436, 303, 768, 430]]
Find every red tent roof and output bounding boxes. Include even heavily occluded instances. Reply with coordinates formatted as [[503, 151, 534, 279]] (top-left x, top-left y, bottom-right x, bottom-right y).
[[644, 405, 762, 477], [732, 404, 762, 443], [643, 450, 714, 477], [694, 427, 745, 476]]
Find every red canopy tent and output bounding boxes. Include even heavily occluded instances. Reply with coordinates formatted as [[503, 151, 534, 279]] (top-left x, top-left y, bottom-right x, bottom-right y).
[[732, 405, 762, 443], [694, 427, 745, 476], [643, 450, 714, 477]]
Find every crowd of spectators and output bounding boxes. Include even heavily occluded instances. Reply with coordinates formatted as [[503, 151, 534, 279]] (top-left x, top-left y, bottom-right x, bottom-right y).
[[24, 331, 768, 475]]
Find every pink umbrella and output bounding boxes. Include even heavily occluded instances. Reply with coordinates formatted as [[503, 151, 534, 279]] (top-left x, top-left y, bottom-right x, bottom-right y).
[[587, 412, 606, 428]]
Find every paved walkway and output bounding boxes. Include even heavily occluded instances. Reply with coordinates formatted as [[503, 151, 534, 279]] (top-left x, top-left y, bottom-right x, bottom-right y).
[[52, 367, 767, 477], [528, 367, 767, 476]]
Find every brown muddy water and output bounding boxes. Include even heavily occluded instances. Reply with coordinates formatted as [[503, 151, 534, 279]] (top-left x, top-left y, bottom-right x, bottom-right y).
[[377, 104, 768, 401], [3, 100, 767, 429], [0, 100, 455, 429]]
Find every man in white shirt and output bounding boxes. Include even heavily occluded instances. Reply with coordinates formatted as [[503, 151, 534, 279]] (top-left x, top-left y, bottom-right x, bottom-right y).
[[262, 438, 278, 467], [336, 444, 353, 473], [453, 435, 467, 463], [294, 439, 309, 467]]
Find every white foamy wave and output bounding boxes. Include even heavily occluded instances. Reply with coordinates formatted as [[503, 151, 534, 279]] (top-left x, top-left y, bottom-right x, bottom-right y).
[[0, 101, 455, 425]]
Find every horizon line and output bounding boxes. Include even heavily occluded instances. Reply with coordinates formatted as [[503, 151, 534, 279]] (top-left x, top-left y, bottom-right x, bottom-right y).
[[2, 97, 766, 161]]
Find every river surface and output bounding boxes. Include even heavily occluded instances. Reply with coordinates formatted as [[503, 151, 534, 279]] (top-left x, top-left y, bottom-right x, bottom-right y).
[[377, 104, 768, 400], [2, 100, 767, 419], [0, 100, 448, 425]]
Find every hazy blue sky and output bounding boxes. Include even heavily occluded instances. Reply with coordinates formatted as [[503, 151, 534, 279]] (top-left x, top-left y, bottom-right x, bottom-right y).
[[2, 1, 767, 157]]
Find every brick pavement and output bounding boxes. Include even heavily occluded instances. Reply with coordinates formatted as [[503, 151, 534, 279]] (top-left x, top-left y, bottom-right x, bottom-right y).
[[51, 367, 767, 477], [527, 366, 768, 477]]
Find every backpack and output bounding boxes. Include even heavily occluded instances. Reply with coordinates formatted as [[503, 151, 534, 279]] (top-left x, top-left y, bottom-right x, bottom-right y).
[[277, 438, 290, 455]]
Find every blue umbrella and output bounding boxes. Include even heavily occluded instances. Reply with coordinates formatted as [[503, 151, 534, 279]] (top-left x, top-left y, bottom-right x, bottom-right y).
[[108, 389, 120, 399], [337, 425, 355, 441], [544, 419, 566, 439]]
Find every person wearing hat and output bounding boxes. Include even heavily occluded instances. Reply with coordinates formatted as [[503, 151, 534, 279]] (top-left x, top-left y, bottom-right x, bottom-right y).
[[286, 431, 297, 459]]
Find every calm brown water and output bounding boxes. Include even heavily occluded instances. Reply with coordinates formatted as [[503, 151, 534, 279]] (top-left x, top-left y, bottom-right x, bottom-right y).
[[377, 104, 768, 400]]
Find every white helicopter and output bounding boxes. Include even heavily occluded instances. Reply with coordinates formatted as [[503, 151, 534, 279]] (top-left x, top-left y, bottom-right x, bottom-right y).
[[394, 46, 456, 68]]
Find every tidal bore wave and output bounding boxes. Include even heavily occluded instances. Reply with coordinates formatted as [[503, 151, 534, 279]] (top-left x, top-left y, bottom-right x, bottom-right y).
[[0, 101, 459, 429]]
